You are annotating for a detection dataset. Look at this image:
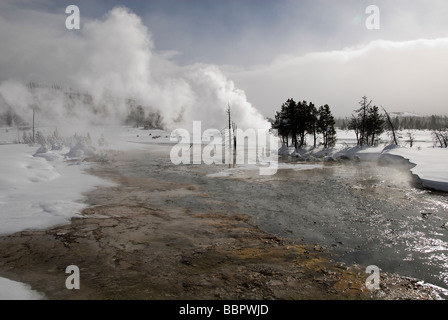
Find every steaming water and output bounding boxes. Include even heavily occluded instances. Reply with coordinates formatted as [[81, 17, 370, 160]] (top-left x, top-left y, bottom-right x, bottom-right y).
[[109, 144, 448, 292]]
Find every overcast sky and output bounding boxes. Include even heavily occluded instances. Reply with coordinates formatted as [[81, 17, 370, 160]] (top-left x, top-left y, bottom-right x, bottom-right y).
[[1, 0, 448, 120]]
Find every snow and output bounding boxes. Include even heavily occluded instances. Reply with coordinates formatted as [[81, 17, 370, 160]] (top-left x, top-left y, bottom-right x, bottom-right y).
[[0, 125, 181, 299], [0, 277, 45, 300], [0, 130, 119, 299], [0, 144, 114, 236], [384, 147, 448, 192]]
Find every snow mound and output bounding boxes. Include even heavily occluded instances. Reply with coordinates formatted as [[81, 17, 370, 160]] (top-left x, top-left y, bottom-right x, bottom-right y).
[[382, 144, 400, 152], [0, 277, 45, 300], [383, 147, 448, 193], [0, 144, 114, 235], [65, 142, 96, 159]]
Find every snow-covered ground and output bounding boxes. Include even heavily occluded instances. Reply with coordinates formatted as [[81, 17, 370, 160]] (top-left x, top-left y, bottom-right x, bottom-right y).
[[0, 144, 115, 235], [0, 126, 123, 299], [384, 147, 448, 192], [0, 125, 178, 299]]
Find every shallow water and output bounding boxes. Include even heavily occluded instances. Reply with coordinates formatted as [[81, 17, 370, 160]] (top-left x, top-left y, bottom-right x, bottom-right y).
[[108, 144, 448, 291]]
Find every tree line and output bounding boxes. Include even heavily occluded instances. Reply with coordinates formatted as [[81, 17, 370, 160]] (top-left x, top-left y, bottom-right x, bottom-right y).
[[270, 95, 389, 149], [271, 98, 336, 149], [337, 113, 448, 131]]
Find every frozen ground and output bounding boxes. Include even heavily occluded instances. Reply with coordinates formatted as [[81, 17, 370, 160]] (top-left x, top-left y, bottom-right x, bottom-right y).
[[0, 125, 446, 299]]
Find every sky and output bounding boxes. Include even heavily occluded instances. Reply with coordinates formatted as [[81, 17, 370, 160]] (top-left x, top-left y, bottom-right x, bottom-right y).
[[0, 0, 447, 126]]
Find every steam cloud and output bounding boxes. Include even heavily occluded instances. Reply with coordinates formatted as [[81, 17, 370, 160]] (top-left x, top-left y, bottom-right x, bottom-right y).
[[0, 6, 269, 133]]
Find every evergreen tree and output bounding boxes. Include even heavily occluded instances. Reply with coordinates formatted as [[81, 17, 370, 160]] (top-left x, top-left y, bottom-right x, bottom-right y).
[[295, 101, 309, 149], [285, 99, 299, 149], [308, 102, 318, 148], [317, 105, 336, 148], [366, 105, 384, 146], [272, 98, 296, 146], [351, 96, 384, 147], [348, 116, 361, 145], [272, 98, 337, 150]]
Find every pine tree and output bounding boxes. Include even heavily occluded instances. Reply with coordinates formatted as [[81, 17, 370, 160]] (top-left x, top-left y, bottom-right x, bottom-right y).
[[295, 101, 308, 149], [309, 102, 318, 148], [272, 99, 296, 146], [272, 98, 337, 149], [366, 105, 384, 146], [351, 96, 384, 147], [317, 105, 336, 148]]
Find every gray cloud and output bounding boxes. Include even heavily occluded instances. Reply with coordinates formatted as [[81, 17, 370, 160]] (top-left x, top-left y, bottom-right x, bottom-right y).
[[1, 0, 448, 127], [228, 38, 448, 117], [138, 0, 448, 67]]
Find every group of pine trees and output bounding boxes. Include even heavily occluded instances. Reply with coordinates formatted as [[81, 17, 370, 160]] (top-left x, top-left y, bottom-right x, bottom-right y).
[[348, 96, 385, 147], [271, 98, 336, 149], [271, 95, 388, 149]]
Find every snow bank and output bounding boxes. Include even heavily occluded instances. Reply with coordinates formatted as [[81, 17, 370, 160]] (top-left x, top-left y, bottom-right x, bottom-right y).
[[0, 127, 175, 300], [384, 147, 448, 193], [0, 143, 115, 299], [0, 144, 114, 235], [0, 277, 44, 300], [0, 126, 173, 299]]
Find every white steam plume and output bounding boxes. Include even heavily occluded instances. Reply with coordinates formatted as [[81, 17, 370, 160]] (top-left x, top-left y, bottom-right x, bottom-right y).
[[0, 5, 269, 132]]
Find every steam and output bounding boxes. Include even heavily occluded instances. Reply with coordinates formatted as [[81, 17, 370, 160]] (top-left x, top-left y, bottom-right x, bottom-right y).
[[0, 6, 269, 133]]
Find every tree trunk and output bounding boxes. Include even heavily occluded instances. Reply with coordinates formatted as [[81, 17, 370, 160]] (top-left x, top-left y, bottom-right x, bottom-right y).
[[434, 131, 443, 147], [382, 107, 398, 145]]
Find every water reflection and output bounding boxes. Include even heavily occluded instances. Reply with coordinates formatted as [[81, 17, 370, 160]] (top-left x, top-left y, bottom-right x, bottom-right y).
[[203, 159, 448, 289], [114, 147, 448, 290]]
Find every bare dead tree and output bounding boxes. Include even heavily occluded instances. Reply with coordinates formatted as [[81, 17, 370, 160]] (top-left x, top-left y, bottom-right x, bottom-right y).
[[407, 130, 415, 148], [433, 129, 448, 148], [382, 106, 398, 145]]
